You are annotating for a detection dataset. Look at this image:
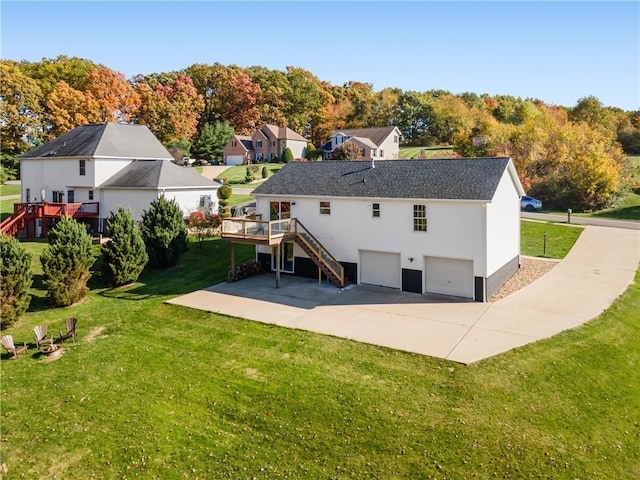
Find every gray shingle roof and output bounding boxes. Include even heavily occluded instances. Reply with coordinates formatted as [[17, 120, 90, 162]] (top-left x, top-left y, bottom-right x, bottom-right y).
[[330, 126, 398, 147], [100, 160, 220, 189], [19, 123, 174, 160], [253, 158, 514, 201]]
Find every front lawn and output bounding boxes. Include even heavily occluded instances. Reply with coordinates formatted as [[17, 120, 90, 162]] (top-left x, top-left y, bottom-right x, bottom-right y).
[[0, 184, 21, 196], [521, 219, 584, 258], [2, 222, 638, 478], [399, 145, 454, 159], [217, 163, 286, 185]]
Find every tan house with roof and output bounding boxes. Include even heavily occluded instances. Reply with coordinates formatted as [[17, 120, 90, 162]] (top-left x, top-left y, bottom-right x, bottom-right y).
[[223, 124, 308, 165], [321, 126, 402, 160]]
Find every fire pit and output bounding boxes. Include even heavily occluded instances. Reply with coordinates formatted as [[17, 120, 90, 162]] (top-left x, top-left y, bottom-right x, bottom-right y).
[[40, 344, 60, 355]]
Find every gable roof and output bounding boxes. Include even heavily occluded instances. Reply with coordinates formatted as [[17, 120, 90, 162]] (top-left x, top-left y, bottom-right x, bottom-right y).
[[330, 126, 398, 147], [261, 124, 308, 143], [100, 160, 220, 190], [20, 123, 174, 160], [253, 158, 522, 201]]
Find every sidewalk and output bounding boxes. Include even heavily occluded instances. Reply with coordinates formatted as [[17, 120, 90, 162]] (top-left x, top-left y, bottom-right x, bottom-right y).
[[167, 226, 639, 364]]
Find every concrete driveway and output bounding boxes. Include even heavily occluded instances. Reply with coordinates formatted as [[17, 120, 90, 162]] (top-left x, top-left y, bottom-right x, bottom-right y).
[[167, 226, 639, 364]]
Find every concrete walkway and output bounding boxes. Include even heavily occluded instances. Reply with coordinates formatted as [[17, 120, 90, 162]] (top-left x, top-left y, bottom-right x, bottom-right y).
[[167, 226, 639, 364]]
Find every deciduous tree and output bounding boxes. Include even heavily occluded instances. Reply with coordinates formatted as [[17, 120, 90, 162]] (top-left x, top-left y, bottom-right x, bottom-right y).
[[331, 142, 362, 160], [0, 61, 45, 154]]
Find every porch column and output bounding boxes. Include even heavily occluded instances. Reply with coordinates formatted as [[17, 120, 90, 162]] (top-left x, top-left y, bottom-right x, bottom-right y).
[[275, 243, 280, 288]]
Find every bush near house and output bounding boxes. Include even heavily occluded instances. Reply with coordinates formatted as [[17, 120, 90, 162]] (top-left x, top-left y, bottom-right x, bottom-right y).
[[101, 207, 148, 286], [40, 216, 94, 307], [0, 234, 32, 328], [141, 196, 188, 268], [217, 184, 233, 218]]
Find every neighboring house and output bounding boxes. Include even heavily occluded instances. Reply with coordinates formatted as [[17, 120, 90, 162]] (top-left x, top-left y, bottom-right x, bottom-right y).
[[321, 126, 402, 160], [6, 123, 219, 238], [222, 158, 525, 302], [223, 124, 308, 165]]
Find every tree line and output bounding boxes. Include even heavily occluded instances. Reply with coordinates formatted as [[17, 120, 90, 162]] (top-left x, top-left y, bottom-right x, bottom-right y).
[[2, 55, 639, 210]]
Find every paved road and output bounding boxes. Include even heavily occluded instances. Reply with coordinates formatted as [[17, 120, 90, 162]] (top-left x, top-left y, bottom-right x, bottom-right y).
[[522, 211, 639, 230]]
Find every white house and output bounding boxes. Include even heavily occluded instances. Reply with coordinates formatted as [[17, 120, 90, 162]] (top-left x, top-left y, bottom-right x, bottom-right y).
[[15, 123, 219, 236], [222, 158, 524, 302], [321, 126, 402, 160]]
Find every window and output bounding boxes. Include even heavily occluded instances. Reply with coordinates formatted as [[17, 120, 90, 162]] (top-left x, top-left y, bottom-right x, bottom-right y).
[[361, 149, 366, 157], [53, 191, 63, 203], [232, 140, 237, 147], [26, 188, 31, 202], [380, 149, 384, 157], [79, 159, 86, 176], [372, 149, 377, 157], [413, 205, 427, 232], [271, 141, 276, 147], [320, 201, 331, 215], [394, 135, 399, 143], [199, 195, 206, 207], [67, 190, 75, 203], [88, 190, 94, 200], [372, 203, 380, 218], [256, 140, 263, 148]]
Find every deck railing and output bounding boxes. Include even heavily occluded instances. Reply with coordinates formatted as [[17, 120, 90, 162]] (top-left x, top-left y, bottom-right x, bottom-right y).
[[221, 215, 294, 243]]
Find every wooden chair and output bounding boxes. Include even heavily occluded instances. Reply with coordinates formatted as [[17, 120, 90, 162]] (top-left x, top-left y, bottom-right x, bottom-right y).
[[1, 335, 28, 359], [59, 317, 77, 343], [33, 324, 54, 349]]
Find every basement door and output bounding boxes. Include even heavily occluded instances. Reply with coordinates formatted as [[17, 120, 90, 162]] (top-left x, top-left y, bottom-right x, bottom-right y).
[[424, 256, 473, 299], [359, 250, 401, 289]]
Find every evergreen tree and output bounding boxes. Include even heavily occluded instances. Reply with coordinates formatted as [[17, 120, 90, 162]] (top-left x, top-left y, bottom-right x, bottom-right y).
[[282, 147, 294, 163], [261, 165, 270, 178], [0, 234, 32, 328], [101, 207, 148, 286], [40, 216, 94, 306], [191, 121, 235, 160], [141, 196, 188, 268]]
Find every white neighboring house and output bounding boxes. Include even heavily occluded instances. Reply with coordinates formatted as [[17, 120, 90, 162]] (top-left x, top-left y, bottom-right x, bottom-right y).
[[223, 158, 524, 302], [16, 123, 219, 236], [321, 126, 402, 160]]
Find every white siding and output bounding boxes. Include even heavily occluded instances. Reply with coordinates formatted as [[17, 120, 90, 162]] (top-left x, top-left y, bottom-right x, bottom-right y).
[[485, 168, 521, 276], [101, 188, 219, 223], [286, 140, 307, 159], [256, 195, 487, 278], [377, 128, 401, 159]]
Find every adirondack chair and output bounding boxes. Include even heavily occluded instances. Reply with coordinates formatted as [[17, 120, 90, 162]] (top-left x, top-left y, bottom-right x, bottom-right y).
[[33, 324, 54, 349], [59, 317, 77, 343], [1, 335, 28, 359]]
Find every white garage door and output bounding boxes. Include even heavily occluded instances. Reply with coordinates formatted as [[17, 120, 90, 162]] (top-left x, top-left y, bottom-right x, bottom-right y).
[[360, 251, 401, 289], [226, 155, 244, 166], [425, 257, 473, 298]]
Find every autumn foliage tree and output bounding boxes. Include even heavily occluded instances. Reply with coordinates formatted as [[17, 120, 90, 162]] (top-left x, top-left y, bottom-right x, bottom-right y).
[[331, 142, 363, 160], [135, 74, 204, 144]]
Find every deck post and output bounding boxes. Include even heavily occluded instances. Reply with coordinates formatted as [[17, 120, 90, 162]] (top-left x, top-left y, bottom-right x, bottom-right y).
[[230, 242, 236, 280], [275, 243, 280, 288]]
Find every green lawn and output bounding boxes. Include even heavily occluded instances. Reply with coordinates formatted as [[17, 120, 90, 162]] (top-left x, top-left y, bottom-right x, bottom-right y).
[[2, 223, 639, 478], [229, 193, 256, 206], [216, 163, 286, 185], [0, 184, 21, 196], [521, 219, 584, 258], [399, 145, 454, 159]]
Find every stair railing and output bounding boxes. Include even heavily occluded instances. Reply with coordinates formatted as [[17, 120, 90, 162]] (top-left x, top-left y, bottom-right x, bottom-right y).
[[292, 218, 345, 286]]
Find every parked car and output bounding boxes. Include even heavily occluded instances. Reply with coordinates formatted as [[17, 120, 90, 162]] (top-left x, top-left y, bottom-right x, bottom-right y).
[[175, 157, 195, 166], [521, 196, 542, 212]]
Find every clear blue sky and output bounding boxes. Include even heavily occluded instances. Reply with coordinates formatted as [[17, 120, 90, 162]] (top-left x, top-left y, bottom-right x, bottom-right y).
[[2, 1, 638, 110]]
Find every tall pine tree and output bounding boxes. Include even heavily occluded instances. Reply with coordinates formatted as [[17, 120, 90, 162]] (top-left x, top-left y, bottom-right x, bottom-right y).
[[101, 207, 148, 286], [40, 216, 94, 306], [0, 234, 32, 328], [141, 196, 188, 268]]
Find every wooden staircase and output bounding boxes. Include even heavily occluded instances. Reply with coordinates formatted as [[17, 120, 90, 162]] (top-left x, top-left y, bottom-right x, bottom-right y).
[[220, 216, 348, 288], [292, 219, 347, 288], [0, 208, 28, 237]]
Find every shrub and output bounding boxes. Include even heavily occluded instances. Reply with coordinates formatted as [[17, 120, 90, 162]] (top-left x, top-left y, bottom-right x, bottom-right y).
[[282, 148, 294, 163], [188, 212, 221, 248], [40, 216, 94, 307], [101, 207, 148, 286], [245, 166, 254, 183], [217, 184, 233, 218], [141, 196, 188, 268], [0, 234, 32, 328], [262, 166, 270, 179]]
